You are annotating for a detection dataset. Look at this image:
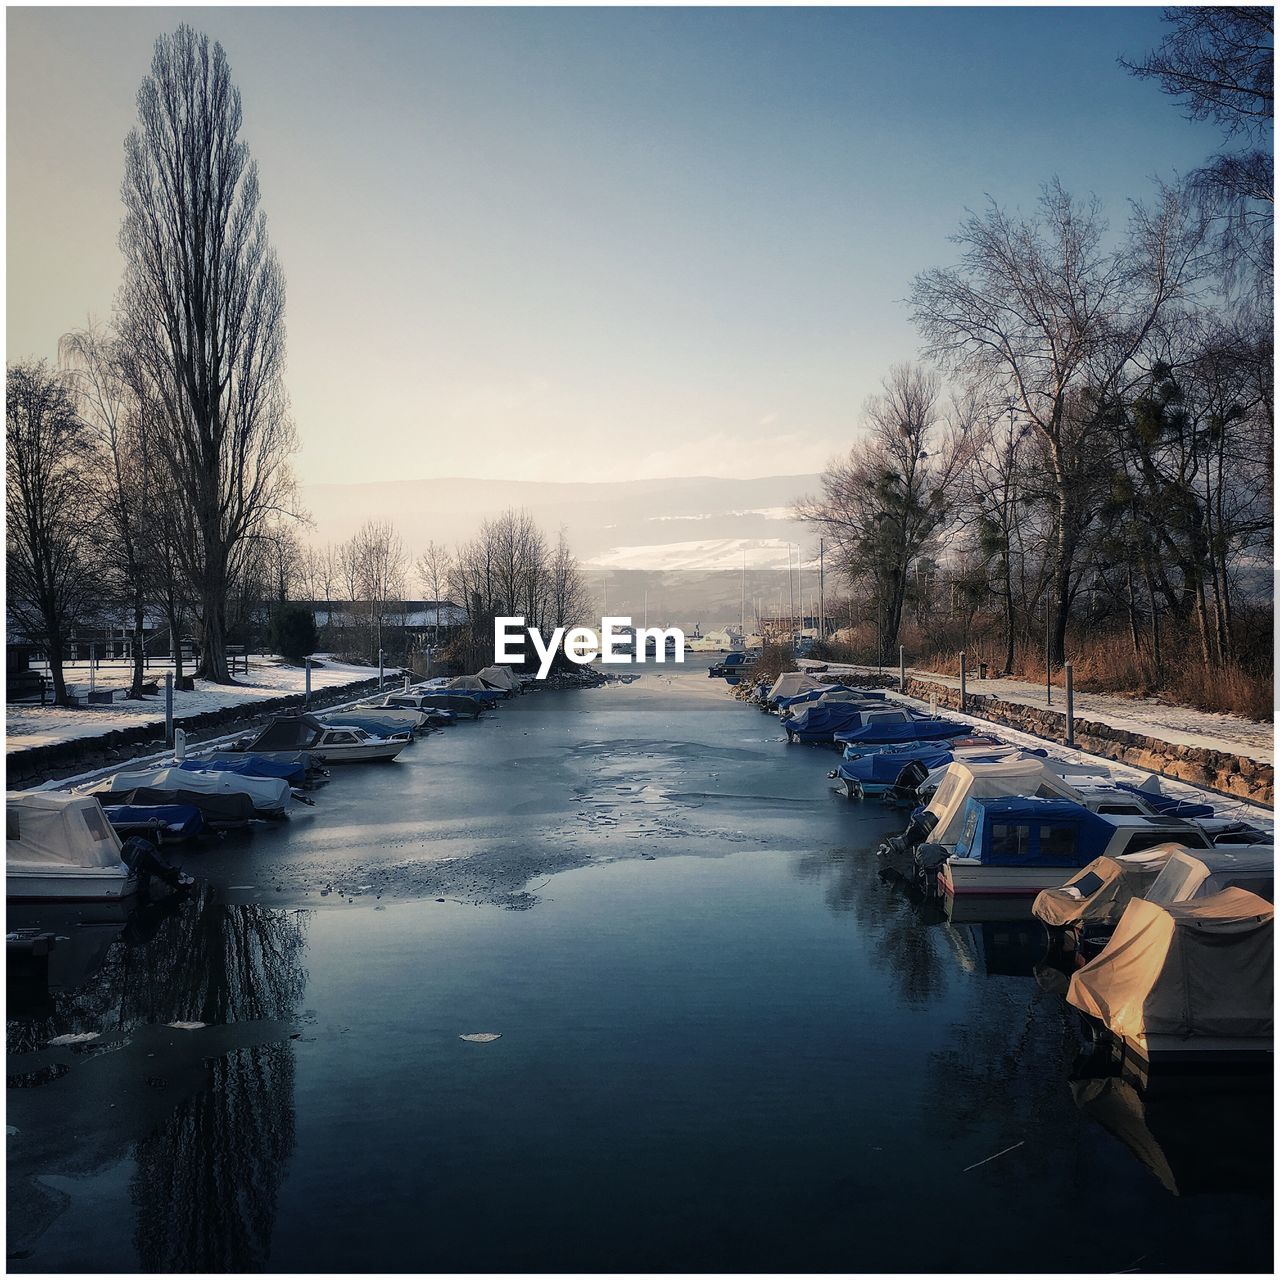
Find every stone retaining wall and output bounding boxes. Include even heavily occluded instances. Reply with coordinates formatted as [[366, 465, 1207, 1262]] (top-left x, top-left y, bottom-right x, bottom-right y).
[[901, 676, 1273, 808], [6, 674, 397, 790]]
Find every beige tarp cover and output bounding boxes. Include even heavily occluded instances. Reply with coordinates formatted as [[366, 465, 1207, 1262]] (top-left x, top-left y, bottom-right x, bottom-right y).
[[476, 666, 518, 691], [1033, 847, 1180, 930], [6, 792, 124, 871], [766, 672, 825, 703], [926, 759, 1083, 847], [1067, 888, 1274, 1041], [447, 676, 491, 691], [1147, 847, 1275, 907]]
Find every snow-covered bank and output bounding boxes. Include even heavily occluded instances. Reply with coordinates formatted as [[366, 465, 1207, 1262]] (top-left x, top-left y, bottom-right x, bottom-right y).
[[5, 655, 386, 754], [798, 661, 1272, 765]]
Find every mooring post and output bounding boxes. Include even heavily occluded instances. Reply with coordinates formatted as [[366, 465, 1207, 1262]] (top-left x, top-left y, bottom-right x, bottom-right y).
[[959, 651, 967, 713], [899, 645, 905, 694], [378, 648, 385, 691], [403, 674, 410, 693], [1065, 661, 1075, 747], [174, 727, 187, 761], [304, 656, 312, 709], [165, 672, 174, 748]]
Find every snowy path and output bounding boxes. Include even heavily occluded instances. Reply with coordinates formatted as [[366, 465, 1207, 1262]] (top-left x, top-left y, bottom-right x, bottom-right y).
[[800, 662, 1273, 765], [5, 656, 384, 754]]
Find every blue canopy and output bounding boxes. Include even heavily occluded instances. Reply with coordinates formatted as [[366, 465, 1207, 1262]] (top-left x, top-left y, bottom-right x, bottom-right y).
[[1116, 781, 1214, 819], [837, 747, 954, 786], [180, 755, 306, 787], [102, 803, 205, 840], [953, 795, 1115, 867], [836, 719, 967, 747], [786, 703, 875, 742]]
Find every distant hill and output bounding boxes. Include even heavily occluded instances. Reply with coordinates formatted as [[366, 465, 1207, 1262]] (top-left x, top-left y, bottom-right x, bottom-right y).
[[299, 472, 830, 628]]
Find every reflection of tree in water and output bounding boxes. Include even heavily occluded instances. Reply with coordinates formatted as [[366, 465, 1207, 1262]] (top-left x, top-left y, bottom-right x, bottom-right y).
[[125, 891, 308, 1271], [791, 844, 951, 1006], [131, 1040, 296, 1271]]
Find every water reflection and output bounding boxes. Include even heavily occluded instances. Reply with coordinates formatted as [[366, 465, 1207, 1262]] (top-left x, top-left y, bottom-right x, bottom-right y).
[[1069, 1053, 1274, 1198], [7, 890, 307, 1270], [791, 844, 953, 1005]]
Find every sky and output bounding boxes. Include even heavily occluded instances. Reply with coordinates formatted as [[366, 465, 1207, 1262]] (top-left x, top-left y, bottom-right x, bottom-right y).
[[7, 5, 1227, 487]]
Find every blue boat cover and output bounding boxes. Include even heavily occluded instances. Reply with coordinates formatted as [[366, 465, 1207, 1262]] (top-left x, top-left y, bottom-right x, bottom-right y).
[[778, 686, 854, 710], [1116, 781, 1214, 819], [180, 756, 306, 786], [836, 719, 967, 746], [837, 748, 954, 786], [786, 703, 875, 741], [102, 803, 205, 839], [952, 796, 1115, 866]]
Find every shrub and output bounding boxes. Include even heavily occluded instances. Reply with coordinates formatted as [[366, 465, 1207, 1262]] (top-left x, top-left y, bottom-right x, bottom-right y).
[[268, 605, 318, 663]]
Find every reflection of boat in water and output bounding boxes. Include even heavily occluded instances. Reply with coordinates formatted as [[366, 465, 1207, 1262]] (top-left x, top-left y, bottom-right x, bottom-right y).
[[1069, 1059, 1273, 1196], [938, 918, 1055, 977]]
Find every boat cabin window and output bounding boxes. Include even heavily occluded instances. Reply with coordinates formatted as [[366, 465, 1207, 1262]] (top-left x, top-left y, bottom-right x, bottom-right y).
[[932, 774, 960, 812], [82, 806, 113, 841], [990, 823, 1032, 857], [1071, 870, 1106, 897], [960, 807, 980, 850], [1122, 828, 1210, 854], [1033, 783, 1062, 799], [1039, 825, 1078, 859], [328, 731, 357, 744]]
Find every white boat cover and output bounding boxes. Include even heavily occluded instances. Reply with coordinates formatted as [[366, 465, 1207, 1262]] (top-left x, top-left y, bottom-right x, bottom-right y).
[[90, 767, 290, 811], [766, 672, 825, 703], [447, 675, 492, 691], [1146, 847, 1274, 906], [1033, 847, 1181, 930], [7, 792, 125, 870], [1067, 887, 1274, 1041], [926, 759, 1084, 846], [476, 666, 519, 691]]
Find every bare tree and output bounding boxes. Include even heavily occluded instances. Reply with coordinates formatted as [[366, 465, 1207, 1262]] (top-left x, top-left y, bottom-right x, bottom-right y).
[[1122, 7, 1273, 303], [350, 520, 406, 662], [797, 364, 973, 658], [118, 25, 297, 683], [415, 540, 453, 646], [910, 180, 1209, 661], [6, 361, 94, 705], [60, 325, 154, 698]]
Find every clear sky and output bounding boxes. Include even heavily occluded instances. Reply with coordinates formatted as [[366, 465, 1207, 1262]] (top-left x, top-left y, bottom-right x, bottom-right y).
[[7, 6, 1225, 486]]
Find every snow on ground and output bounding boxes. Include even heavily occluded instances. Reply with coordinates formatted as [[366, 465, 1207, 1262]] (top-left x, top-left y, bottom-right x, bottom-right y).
[[5, 655, 384, 754], [800, 662, 1273, 765]]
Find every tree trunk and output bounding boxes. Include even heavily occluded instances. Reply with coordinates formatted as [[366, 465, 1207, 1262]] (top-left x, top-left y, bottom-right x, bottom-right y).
[[129, 592, 146, 699], [197, 557, 231, 682], [48, 638, 69, 706]]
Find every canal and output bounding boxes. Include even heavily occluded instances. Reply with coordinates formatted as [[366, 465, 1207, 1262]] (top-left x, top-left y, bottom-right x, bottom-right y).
[[7, 663, 1272, 1271]]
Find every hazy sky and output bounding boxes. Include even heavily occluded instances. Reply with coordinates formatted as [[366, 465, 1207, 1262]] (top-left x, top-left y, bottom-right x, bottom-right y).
[[8, 6, 1224, 486]]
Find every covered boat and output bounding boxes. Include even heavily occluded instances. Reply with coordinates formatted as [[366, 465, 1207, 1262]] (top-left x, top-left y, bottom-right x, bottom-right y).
[[476, 665, 519, 694], [1066, 888, 1273, 1065], [764, 672, 827, 707], [240, 712, 413, 760], [1033, 848, 1178, 932], [445, 676, 506, 703], [836, 747, 954, 800], [1146, 846, 1274, 906], [785, 703, 903, 744], [90, 766, 291, 818], [837, 718, 970, 758], [928, 799, 1215, 900], [102, 803, 206, 842], [400, 692, 482, 718], [179, 754, 308, 787], [92, 784, 254, 828], [7, 792, 136, 903]]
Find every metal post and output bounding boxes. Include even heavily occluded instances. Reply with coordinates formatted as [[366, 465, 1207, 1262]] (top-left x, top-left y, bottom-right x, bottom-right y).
[[378, 648, 385, 691], [1065, 661, 1075, 747], [403, 674, 410, 693], [174, 727, 187, 761], [899, 645, 905, 694], [305, 656, 312, 709], [959, 650, 967, 713], [89, 643, 95, 693], [1045, 597, 1052, 707], [165, 672, 174, 748]]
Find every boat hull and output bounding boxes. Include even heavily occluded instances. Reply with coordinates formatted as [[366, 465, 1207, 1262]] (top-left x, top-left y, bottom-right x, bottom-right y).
[[7, 867, 138, 903], [941, 860, 1086, 898], [312, 741, 408, 763]]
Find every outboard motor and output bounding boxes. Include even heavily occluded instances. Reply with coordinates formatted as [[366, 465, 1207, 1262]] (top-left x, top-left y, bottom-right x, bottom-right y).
[[914, 841, 949, 894], [886, 758, 933, 807], [119, 836, 194, 898], [879, 809, 938, 857]]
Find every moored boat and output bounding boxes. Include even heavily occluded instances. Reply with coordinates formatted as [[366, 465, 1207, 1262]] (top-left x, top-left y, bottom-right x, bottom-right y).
[[7, 792, 137, 903]]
